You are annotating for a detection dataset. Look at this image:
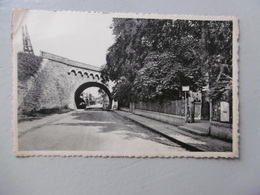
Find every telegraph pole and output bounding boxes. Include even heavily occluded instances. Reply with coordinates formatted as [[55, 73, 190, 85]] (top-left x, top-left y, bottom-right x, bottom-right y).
[[182, 86, 190, 122]]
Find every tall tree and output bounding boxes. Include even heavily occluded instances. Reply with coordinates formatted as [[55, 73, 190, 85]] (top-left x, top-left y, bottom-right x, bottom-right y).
[[101, 18, 233, 104]]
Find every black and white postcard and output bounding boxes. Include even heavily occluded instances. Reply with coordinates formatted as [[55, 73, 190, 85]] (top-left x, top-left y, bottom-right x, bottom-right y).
[[12, 9, 239, 158]]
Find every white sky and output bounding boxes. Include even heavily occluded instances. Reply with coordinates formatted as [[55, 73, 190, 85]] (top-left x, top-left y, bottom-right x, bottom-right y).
[[13, 10, 115, 67], [82, 87, 102, 98]]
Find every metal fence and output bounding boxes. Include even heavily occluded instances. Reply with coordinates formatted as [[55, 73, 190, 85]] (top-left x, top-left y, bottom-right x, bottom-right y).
[[134, 100, 185, 116]]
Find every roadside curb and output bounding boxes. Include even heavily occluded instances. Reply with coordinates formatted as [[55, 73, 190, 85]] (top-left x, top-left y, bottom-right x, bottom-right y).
[[113, 110, 203, 152], [178, 125, 209, 136]]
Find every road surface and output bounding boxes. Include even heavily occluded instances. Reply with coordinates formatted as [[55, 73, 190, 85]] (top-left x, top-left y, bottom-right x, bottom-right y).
[[18, 110, 186, 154]]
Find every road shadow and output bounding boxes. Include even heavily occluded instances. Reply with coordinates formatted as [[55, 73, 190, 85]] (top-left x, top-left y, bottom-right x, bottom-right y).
[[18, 108, 72, 122], [54, 111, 183, 148]]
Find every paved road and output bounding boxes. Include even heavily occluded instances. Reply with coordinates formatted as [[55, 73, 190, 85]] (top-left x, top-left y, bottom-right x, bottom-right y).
[[18, 110, 186, 154]]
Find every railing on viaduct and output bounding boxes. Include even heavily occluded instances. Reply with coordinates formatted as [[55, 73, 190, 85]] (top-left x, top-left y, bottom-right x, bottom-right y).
[[41, 51, 102, 80]]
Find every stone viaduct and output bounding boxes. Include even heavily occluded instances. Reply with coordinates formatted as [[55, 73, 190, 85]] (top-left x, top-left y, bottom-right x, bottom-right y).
[[18, 51, 116, 114]]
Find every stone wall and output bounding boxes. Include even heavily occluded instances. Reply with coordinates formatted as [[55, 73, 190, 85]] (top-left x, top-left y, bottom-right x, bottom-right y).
[[18, 53, 72, 114], [18, 52, 43, 113], [210, 121, 232, 141], [17, 52, 104, 115]]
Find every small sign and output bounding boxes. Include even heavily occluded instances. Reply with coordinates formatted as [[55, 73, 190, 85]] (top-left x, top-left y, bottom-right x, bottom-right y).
[[202, 85, 209, 91], [220, 101, 230, 122], [182, 86, 190, 91]]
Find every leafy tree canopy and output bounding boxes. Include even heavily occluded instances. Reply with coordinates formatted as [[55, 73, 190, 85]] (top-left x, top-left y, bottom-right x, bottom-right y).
[[101, 18, 233, 104]]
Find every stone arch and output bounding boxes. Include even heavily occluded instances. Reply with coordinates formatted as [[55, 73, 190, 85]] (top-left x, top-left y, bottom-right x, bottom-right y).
[[95, 74, 100, 80], [84, 72, 89, 78], [74, 82, 112, 110], [78, 71, 83, 77], [89, 73, 94, 79], [68, 69, 77, 76]]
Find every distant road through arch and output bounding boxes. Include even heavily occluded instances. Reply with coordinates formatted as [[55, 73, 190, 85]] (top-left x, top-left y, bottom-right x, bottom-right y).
[[74, 82, 112, 109]]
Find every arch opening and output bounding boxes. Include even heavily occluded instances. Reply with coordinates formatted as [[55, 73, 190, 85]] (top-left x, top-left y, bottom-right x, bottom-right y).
[[78, 71, 83, 77], [69, 69, 77, 76], [89, 73, 94, 79], [95, 74, 100, 80], [74, 82, 112, 110]]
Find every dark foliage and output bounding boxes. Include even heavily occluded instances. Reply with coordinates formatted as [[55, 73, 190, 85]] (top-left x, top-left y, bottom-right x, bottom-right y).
[[18, 52, 43, 83], [101, 18, 233, 104]]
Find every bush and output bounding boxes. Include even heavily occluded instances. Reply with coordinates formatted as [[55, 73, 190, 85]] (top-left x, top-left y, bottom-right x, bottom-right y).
[[18, 52, 43, 83]]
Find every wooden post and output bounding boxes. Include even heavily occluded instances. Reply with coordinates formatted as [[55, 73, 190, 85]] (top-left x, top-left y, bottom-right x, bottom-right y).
[[185, 91, 188, 122], [209, 99, 213, 121]]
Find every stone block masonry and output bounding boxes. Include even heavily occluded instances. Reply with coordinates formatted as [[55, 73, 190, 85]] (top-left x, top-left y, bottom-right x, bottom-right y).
[[210, 121, 232, 141], [18, 53, 72, 114], [17, 52, 103, 116]]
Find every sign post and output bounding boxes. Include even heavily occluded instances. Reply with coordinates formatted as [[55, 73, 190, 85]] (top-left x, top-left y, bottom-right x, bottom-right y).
[[182, 86, 190, 122]]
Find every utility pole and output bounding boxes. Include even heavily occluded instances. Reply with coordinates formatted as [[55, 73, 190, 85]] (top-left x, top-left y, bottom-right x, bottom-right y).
[[22, 25, 34, 55], [182, 86, 190, 122], [185, 91, 188, 122]]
